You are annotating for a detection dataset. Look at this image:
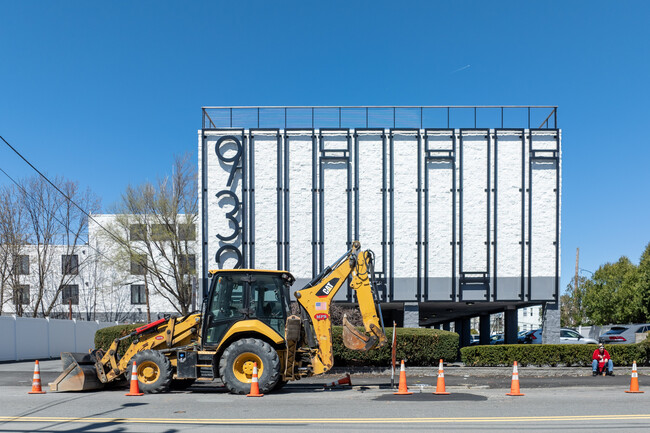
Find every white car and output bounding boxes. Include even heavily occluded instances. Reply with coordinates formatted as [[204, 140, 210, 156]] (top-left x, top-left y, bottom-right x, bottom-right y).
[[524, 328, 598, 344]]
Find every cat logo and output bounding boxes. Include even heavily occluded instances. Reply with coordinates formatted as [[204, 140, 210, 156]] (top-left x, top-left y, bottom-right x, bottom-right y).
[[316, 278, 339, 298]]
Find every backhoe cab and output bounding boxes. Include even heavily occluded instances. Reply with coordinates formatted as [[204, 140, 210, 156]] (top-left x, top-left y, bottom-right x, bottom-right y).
[[50, 242, 386, 394]]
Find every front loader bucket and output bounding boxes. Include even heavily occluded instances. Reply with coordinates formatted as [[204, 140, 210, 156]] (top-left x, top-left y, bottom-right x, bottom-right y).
[[49, 352, 104, 392], [342, 314, 379, 351]]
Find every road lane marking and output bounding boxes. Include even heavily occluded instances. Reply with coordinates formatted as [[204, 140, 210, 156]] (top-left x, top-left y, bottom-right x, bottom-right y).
[[1, 414, 650, 425]]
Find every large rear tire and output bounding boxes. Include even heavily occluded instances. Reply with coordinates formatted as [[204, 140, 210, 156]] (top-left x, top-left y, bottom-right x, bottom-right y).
[[219, 338, 281, 395], [130, 350, 173, 394]]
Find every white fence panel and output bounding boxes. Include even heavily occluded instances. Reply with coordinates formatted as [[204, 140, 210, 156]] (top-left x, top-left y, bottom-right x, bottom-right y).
[[0, 316, 118, 361], [0, 316, 17, 361]]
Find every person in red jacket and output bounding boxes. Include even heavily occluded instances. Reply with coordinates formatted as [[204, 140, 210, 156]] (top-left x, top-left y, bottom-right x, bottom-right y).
[[592, 343, 614, 376]]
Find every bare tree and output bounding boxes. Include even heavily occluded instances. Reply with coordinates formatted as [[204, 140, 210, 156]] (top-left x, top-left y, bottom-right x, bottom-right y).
[[20, 176, 100, 317], [107, 154, 198, 315], [0, 184, 28, 315]]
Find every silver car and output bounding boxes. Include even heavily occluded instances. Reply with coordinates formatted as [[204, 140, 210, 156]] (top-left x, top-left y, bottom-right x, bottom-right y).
[[599, 324, 650, 344], [524, 328, 598, 344]]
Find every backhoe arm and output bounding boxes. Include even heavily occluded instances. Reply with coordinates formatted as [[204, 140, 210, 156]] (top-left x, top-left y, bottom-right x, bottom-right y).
[[294, 241, 387, 374]]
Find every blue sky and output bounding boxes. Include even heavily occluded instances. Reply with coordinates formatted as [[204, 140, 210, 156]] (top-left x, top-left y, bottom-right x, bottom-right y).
[[1, 1, 649, 291]]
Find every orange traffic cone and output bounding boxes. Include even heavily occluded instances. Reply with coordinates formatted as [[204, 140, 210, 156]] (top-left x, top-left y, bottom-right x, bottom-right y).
[[125, 361, 144, 396], [625, 361, 644, 393], [433, 359, 450, 395], [506, 361, 524, 396], [393, 360, 412, 395], [247, 362, 264, 397], [28, 360, 46, 394], [325, 373, 352, 388]]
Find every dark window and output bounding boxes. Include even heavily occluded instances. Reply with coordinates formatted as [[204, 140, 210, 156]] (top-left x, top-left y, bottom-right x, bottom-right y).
[[151, 224, 173, 241], [179, 254, 196, 274], [178, 224, 196, 241], [131, 285, 146, 305], [13, 285, 30, 305], [61, 285, 79, 305], [130, 254, 147, 275], [130, 224, 146, 241], [604, 327, 627, 335], [62, 255, 79, 275], [13, 255, 30, 275]]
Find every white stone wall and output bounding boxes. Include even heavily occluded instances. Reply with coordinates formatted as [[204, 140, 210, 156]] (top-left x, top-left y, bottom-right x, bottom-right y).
[[200, 129, 561, 303]]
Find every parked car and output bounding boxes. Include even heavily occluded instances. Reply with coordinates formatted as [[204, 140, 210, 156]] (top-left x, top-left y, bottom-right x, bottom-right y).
[[523, 328, 597, 344], [517, 330, 529, 344], [489, 334, 504, 345], [470, 335, 480, 345], [560, 328, 598, 344], [599, 324, 650, 344]]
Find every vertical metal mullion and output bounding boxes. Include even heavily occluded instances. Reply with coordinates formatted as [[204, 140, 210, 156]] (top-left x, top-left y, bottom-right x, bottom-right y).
[[520, 130, 526, 301], [319, 133, 325, 273], [458, 130, 464, 284], [242, 132, 248, 269], [276, 131, 283, 270], [354, 132, 360, 242], [382, 131, 389, 301], [283, 132, 290, 271], [200, 131, 208, 296], [416, 131, 422, 301], [486, 130, 491, 300], [311, 131, 318, 278], [389, 130, 395, 298], [346, 132, 352, 250], [493, 131, 498, 301], [249, 131, 256, 268], [452, 131, 457, 301], [554, 131, 560, 300], [423, 131, 429, 301], [527, 130, 533, 300]]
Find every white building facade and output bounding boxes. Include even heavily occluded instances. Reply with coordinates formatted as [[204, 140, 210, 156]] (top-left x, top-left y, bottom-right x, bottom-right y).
[[199, 106, 561, 345]]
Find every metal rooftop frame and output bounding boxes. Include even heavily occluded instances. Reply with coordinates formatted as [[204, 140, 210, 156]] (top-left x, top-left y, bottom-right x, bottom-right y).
[[202, 105, 558, 130]]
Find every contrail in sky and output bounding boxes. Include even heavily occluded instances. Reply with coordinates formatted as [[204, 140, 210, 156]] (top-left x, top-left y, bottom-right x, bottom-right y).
[[451, 64, 471, 73]]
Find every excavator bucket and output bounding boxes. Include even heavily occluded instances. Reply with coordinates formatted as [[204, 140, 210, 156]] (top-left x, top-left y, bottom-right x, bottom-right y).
[[342, 314, 379, 351], [49, 352, 104, 392]]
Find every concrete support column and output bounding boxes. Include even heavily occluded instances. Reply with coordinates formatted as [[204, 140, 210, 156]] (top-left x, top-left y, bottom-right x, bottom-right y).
[[542, 301, 560, 344], [479, 314, 491, 345], [504, 308, 518, 344], [403, 302, 419, 328], [455, 318, 472, 348]]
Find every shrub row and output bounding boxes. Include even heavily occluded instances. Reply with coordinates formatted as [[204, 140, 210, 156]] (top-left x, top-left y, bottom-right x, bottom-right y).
[[461, 343, 648, 367], [95, 323, 459, 366], [95, 324, 141, 357], [333, 326, 459, 366]]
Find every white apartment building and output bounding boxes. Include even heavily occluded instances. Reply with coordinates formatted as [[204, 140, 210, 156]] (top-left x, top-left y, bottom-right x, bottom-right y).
[[1, 214, 198, 322]]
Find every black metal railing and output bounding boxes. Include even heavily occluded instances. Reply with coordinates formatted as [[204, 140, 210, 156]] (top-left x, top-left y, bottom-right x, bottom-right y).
[[202, 105, 557, 130]]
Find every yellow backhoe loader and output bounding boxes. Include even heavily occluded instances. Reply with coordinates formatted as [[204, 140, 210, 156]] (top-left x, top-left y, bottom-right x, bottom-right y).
[[50, 241, 387, 394]]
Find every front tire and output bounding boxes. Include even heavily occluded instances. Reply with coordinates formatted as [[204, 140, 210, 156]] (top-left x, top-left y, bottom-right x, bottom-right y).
[[219, 338, 281, 395], [130, 350, 173, 394]]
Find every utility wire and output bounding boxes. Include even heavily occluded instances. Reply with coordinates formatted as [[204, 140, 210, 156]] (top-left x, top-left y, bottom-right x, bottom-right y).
[[0, 165, 123, 269], [0, 134, 132, 251]]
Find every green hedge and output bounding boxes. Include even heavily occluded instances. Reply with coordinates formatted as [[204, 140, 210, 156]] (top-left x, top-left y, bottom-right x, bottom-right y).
[[461, 343, 648, 367], [95, 323, 458, 366], [95, 324, 141, 357], [333, 326, 458, 366]]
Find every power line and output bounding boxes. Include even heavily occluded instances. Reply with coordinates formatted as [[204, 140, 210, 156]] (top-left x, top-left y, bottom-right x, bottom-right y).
[[0, 165, 122, 269], [0, 134, 131, 251]]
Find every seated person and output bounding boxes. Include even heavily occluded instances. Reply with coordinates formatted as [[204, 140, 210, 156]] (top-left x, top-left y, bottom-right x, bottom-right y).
[[592, 343, 614, 376]]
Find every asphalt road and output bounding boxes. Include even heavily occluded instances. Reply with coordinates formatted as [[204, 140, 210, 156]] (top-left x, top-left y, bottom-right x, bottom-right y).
[[1, 360, 648, 432]]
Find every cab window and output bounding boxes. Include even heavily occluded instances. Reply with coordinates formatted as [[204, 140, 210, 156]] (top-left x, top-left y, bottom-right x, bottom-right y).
[[205, 275, 245, 344], [249, 274, 286, 336]]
